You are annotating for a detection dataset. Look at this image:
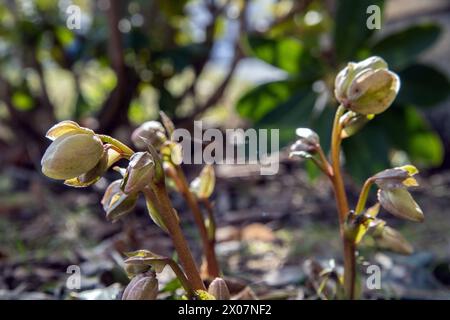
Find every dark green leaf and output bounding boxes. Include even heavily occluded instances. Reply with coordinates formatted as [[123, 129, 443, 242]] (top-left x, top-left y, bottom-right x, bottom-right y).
[[247, 36, 321, 77], [334, 0, 384, 62], [371, 24, 441, 70], [397, 64, 450, 107]]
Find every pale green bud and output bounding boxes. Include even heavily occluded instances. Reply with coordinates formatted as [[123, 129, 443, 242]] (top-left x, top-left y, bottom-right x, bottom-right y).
[[377, 188, 424, 222], [41, 132, 104, 180], [121, 152, 155, 194], [208, 278, 230, 300], [131, 121, 167, 150], [372, 224, 414, 255], [190, 165, 215, 200], [335, 56, 400, 115], [122, 272, 158, 300], [101, 180, 138, 221]]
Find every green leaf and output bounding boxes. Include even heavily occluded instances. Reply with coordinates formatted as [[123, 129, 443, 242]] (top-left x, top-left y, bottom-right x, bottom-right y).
[[374, 106, 443, 167], [236, 79, 320, 148], [247, 36, 321, 77], [397, 64, 450, 107], [371, 24, 441, 70], [334, 0, 384, 62], [236, 79, 298, 122]]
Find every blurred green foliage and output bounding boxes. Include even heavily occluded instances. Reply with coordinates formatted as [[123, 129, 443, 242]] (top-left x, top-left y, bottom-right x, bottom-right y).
[[237, 0, 450, 182]]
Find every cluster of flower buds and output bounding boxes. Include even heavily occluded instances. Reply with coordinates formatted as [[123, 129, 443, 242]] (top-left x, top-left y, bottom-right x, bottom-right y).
[[334, 56, 400, 115], [289, 128, 320, 159], [346, 165, 423, 254], [41, 121, 122, 187]]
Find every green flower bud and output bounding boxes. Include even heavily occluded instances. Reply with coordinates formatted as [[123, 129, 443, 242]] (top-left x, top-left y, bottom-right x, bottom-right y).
[[190, 165, 215, 200], [377, 188, 424, 222], [373, 165, 419, 190], [208, 278, 230, 300], [41, 132, 104, 180], [101, 180, 138, 221], [372, 224, 413, 255], [289, 128, 320, 159], [122, 272, 159, 300], [131, 121, 167, 150], [334, 56, 400, 115], [121, 152, 155, 194]]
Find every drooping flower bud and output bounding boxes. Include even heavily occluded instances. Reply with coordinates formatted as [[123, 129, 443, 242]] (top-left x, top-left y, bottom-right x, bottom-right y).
[[371, 223, 413, 255], [334, 56, 400, 115], [121, 152, 155, 194], [131, 121, 167, 150], [101, 180, 138, 221], [373, 165, 424, 222], [122, 272, 159, 300], [41, 131, 104, 180], [289, 128, 320, 159], [208, 277, 230, 300], [190, 165, 215, 200], [377, 188, 424, 222]]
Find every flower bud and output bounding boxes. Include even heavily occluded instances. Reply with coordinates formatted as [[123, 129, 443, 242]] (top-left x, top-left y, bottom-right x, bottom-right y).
[[334, 56, 400, 115], [122, 272, 158, 300], [373, 165, 419, 190], [41, 132, 104, 180], [372, 224, 413, 255], [190, 165, 215, 200], [121, 152, 155, 194], [377, 188, 424, 222], [208, 278, 230, 300], [101, 180, 138, 221], [131, 121, 167, 150], [289, 128, 320, 159]]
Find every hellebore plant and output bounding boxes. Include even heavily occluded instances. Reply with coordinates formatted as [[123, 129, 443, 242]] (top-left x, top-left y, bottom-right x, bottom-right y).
[[41, 117, 225, 300], [290, 56, 424, 299]]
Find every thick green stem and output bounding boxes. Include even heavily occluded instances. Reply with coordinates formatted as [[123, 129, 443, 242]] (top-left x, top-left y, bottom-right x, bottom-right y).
[[330, 105, 355, 300]]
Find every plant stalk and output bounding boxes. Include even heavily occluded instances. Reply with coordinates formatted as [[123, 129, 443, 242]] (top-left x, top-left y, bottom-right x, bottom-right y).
[[151, 182, 206, 291], [330, 104, 355, 299], [166, 164, 220, 278]]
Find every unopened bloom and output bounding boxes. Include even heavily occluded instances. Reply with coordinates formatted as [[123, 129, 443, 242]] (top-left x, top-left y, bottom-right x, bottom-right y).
[[290, 128, 320, 159], [334, 56, 400, 115], [373, 165, 424, 222], [41, 121, 104, 180], [122, 272, 158, 300], [101, 180, 138, 221], [190, 165, 215, 200], [131, 121, 167, 150], [370, 222, 413, 255], [121, 152, 155, 194], [208, 277, 230, 300]]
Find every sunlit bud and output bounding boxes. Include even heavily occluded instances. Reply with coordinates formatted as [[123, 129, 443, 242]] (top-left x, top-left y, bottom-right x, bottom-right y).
[[190, 165, 215, 199], [45, 120, 94, 140], [161, 141, 183, 166], [41, 132, 104, 180], [373, 165, 419, 190], [289, 128, 320, 159], [124, 250, 169, 274], [372, 223, 414, 255], [335, 56, 400, 115], [121, 152, 155, 194], [144, 187, 168, 232], [377, 188, 424, 222], [208, 278, 230, 300], [340, 111, 374, 139], [122, 272, 158, 300], [101, 180, 138, 221], [131, 121, 167, 150]]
